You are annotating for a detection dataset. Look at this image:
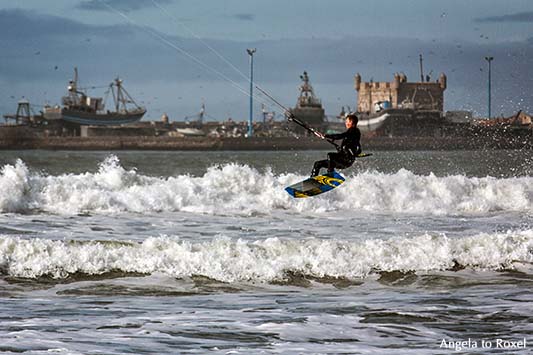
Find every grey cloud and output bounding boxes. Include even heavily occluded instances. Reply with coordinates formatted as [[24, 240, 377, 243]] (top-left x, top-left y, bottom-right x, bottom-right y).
[[0, 9, 87, 38], [0, 9, 165, 83], [233, 14, 255, 21], [77, 0, 174, 12], [475, 11, 533, 23]]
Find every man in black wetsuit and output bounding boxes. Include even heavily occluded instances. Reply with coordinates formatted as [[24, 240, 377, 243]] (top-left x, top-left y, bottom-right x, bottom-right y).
[[311, 114, 361, 177]]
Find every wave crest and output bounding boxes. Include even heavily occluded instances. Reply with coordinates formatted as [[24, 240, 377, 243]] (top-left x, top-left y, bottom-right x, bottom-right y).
[[1, 231, 532, 281], [1, 157, 532, 215]]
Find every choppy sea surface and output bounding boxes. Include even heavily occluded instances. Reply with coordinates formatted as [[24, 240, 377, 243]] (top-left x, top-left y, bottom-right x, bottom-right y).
[[1, 149, 532, 354]]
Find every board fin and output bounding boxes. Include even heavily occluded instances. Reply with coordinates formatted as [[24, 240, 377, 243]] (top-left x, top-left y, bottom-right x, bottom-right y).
[[356, 152, 372, 158]]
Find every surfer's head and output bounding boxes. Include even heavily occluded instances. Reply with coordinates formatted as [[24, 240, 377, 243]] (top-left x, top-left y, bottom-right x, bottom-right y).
[[345, 114, 358, 128]]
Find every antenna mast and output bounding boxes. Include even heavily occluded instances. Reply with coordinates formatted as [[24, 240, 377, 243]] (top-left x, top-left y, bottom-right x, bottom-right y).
[[419, 54, 424, 82]]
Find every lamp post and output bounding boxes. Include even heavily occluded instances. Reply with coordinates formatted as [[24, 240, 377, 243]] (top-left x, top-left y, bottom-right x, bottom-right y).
[[485, 56, 494, 119], [246, 48, 256, 137]]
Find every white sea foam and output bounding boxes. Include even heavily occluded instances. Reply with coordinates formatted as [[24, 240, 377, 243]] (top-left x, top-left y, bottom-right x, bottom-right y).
[[1, 230, 532, 281], [0, 157, 532, 215]]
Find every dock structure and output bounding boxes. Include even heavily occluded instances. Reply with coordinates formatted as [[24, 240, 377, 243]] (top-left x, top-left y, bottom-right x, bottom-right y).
[[3, 99, 34, 125]]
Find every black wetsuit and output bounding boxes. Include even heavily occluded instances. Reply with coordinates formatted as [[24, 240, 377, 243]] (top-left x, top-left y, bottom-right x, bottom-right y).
[[311, 127, 362, 176]]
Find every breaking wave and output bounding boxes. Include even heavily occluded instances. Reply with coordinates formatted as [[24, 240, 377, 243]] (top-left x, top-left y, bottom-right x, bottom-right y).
[[0, 156, 532, 215], [1, 231, 532, 281]]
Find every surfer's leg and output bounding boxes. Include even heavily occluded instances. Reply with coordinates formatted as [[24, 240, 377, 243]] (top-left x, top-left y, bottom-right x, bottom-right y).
[[311, 159, 328, 177], [327, 153, 341, 173], [326, 153, 354, 175]]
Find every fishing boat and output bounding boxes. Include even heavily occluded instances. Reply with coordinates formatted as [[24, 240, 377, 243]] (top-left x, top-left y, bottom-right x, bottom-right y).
[[356, 109, 392, 133], [61, 68, 146, 126], [288, 71, 325, 127]]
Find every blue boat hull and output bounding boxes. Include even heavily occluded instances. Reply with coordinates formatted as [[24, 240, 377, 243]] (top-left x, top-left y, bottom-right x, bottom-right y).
[[61, 109, 146, 126]]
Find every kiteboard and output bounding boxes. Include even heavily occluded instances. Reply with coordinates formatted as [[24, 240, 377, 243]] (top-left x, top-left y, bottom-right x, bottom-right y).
[[285, 171, 345, 198], [284, 153, 372, 198]]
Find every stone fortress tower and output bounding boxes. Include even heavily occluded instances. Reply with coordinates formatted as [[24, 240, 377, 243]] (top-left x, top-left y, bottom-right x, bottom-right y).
[[355, 72, 447, 114]]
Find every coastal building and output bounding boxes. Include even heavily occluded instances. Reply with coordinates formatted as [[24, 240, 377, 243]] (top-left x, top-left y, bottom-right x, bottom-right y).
[[355, 72, 447, 114], [350, 71, 448, 136]]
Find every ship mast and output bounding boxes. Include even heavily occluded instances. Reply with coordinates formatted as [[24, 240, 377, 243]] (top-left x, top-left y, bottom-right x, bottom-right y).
[[111, 77, 142, 113], [297, 71, 321, 108], [66, 67, 82, 106]]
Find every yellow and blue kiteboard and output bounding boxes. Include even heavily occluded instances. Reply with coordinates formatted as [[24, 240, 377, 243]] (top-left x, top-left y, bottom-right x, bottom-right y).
[[285, 171, 345, 198]]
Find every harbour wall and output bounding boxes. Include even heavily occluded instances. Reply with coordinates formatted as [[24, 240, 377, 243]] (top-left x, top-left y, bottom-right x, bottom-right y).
[[0, 133, 531, 151]]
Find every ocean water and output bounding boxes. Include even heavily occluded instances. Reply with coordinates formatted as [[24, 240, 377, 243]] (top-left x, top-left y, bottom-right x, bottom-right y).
[[0, 149, 532, 354]]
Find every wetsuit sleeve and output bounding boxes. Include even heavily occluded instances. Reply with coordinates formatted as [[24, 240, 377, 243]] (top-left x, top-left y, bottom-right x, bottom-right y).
[[324, 131, 348, 140]]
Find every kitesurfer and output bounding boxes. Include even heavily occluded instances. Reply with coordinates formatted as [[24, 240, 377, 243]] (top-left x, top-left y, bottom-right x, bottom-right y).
[[311, 114, 361, 177]]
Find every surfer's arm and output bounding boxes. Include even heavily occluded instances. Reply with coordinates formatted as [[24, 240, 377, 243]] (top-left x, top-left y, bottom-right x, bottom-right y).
[[325, 131, 348, 140]]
